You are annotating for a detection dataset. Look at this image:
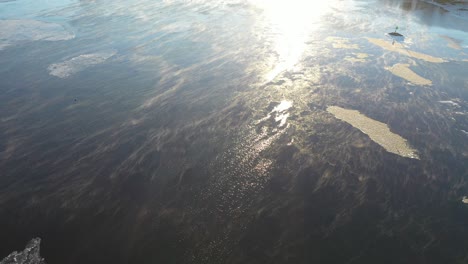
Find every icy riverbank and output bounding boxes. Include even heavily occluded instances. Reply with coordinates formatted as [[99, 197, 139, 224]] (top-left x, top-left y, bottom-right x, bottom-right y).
[[0, 239, 45, 264]]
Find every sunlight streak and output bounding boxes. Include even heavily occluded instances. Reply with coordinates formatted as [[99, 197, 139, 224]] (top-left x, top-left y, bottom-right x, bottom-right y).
[[251, 0, 330, 81]]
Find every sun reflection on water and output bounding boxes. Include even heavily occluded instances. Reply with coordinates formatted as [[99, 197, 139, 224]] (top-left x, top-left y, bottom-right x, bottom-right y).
[[250, 0, 331, 81]]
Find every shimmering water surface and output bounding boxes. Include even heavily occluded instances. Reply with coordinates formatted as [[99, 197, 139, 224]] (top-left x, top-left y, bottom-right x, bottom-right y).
[[1, 0, 468, 263]]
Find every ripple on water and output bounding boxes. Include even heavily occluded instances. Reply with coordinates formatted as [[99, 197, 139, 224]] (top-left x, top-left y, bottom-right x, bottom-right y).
[[202, 101, 294, 217], [0, 19, 74, 50]]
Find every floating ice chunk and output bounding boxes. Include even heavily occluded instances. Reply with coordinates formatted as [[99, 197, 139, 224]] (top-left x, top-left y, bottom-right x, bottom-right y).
[[462, 196, 468, 204], [0, 20, 74, 50], [386, 63, 432, 86], [327, 106, 419, 159], [366, 38, 447, 63], [0, 238, 46, 264], [48, 50, 117, 78]]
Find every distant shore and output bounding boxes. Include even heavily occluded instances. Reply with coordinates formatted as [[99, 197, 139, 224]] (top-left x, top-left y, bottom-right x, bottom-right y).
[[422, 0, 468, 19]]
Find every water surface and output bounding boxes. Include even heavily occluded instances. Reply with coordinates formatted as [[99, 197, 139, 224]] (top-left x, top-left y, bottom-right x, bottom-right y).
[[1, 0, 468, 263]]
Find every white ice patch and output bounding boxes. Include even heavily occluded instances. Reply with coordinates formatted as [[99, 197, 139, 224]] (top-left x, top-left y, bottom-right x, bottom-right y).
[[48, 50, 117, 78], [0, 19, 74, 50], [462, 196, 468, 204]]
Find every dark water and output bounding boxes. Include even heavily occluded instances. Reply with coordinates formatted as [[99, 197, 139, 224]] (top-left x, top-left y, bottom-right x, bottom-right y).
[[1, 0, 468, 263]]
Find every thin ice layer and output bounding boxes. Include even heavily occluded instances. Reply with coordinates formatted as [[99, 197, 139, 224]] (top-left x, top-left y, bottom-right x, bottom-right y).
[[48, 50, 117, 78]]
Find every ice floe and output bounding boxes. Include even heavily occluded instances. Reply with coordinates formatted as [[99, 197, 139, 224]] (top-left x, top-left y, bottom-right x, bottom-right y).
[[327, 106, 419, 159], [366, 38, 447, 63], [386, 63, 432, 86], [462, 196, 468, 204]]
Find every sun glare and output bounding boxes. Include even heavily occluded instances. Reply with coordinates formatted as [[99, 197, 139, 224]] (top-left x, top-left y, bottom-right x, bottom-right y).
[[251, 0, 330, 81]]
